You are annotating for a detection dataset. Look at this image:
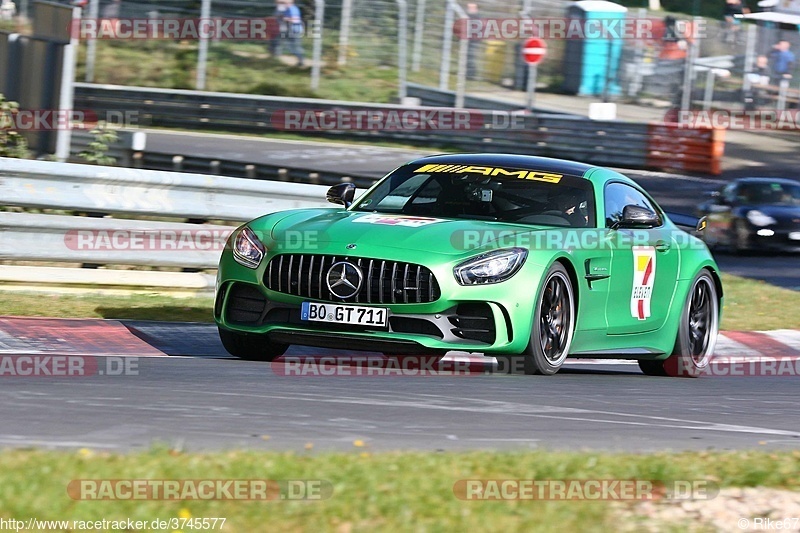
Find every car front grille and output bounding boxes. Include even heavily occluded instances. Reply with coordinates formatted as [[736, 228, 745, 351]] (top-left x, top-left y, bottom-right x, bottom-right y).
[[264, 254, 441, 304]]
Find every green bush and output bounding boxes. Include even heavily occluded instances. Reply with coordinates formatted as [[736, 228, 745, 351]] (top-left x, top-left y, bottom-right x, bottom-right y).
[[78, 124, 119, 166], [0, 94, 31, 159]]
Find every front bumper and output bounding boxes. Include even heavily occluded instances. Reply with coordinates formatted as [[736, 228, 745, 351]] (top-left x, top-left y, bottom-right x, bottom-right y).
[[215, 281, 521, 354], [746, 227, 800, 251], [214, 250, 543, 355]]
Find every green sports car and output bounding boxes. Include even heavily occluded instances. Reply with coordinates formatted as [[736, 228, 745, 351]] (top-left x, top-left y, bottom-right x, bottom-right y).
[[214, 154, 721, 377]]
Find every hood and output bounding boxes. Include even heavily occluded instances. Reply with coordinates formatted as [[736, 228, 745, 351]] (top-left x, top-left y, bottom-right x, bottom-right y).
[[256, 208, 555, 257]]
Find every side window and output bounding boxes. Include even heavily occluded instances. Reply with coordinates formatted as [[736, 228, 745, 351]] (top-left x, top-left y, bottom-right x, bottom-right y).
[[722, 184, 737, 204], [604, 182, 661, 228]]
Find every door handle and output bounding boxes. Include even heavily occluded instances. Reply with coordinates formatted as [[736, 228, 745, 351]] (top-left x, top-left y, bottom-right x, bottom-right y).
[[655, 240, 671, 253]]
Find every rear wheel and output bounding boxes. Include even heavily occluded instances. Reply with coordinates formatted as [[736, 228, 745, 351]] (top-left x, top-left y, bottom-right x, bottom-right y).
[[218, 328, 288, 361], [638, 270, 719, 377], [509, 263, 575, 375]]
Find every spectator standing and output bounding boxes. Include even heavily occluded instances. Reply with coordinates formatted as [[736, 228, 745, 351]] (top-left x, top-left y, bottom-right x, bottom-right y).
[[769, 40, 795, 84], [269, 1, 288, 58], [284, 0, 305, 67]]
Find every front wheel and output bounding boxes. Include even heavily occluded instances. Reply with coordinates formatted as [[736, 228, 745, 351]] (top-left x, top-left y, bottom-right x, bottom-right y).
[[732, 220, 751, 254], [218, 328, 288, 361], [506, 263, 576, 375]]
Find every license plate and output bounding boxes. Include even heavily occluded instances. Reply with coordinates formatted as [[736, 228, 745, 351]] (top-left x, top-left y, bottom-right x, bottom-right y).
[[301, 302, 388, 327], [790, 232, 800, 241]]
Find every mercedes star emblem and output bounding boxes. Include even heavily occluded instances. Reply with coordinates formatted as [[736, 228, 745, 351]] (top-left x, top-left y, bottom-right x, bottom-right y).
[[326, 261, 363, 299]]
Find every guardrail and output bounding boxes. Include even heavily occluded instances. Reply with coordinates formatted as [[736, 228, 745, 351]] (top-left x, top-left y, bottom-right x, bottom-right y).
[[0, 213, 230, 269], [0, 158, 331, 294], [70, 129, 146, 167], [73, 83, 724, 175], [0, 157, 329, 220]]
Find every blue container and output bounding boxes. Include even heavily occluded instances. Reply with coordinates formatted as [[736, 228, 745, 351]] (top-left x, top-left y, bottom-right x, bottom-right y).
[[562, 1, 628, 96]]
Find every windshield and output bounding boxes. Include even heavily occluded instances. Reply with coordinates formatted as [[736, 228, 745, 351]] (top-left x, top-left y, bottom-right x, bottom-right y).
[[351, 163, 596, 228], [738, 182, 800, 206]]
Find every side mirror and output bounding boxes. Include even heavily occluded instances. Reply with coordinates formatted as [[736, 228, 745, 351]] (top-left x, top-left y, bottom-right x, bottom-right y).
[[708, 191, 729, 205], [327, 183, 356, 208], [616, 205, 661, 229]]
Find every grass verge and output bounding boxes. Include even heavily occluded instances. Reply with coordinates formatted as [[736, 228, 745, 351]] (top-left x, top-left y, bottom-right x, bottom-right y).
[[719, 273, 800, 331], [0, 448, 797, 532], [0, 292, 213, 323], [78, 41, 405, 103], [0, 273, 796, 330]]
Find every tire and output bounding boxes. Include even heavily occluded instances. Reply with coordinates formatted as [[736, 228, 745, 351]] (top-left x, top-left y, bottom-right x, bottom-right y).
[[513, 263, 576, 375], [218, 327, 288, 361], [637, 359, 668, 376], [640, 270, 719, 378], [732, 220, 751, 254]]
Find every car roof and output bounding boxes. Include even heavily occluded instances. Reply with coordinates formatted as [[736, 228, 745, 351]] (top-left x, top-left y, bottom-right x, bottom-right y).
[[407, 154, 597, 178], [735, 177, 800, 186]]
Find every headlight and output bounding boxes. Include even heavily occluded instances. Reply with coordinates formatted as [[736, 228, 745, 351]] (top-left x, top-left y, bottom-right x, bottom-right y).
[[232, 227, 266, 269], [454, 248, 528, 285], [746, 210, 777, 227]]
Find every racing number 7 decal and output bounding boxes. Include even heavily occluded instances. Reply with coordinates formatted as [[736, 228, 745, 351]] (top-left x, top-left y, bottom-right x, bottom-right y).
[[631, 246, 656, 320]]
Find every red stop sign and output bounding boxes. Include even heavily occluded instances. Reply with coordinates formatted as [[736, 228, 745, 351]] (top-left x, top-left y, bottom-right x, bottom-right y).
[[522, 38, 547, 65]]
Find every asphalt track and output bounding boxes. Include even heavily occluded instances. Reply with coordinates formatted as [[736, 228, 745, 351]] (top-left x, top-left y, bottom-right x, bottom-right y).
[[0, 134, 796, 455], [1, 320, 799, 453]]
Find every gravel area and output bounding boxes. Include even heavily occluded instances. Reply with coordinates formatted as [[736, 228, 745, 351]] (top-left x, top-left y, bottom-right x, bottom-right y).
[[623, 487, 800, 532]]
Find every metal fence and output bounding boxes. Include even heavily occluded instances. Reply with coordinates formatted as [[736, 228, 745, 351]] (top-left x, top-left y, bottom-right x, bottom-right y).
[[9, 0, 800, 108]]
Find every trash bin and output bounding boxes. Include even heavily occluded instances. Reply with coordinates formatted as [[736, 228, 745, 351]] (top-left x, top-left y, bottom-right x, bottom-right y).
[[562, 0, 627, 96], [483, 40, 507, 84]]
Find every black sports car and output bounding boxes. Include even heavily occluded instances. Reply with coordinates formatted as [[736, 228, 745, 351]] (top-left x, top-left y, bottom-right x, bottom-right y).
[[697, 177, 800, 252]]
